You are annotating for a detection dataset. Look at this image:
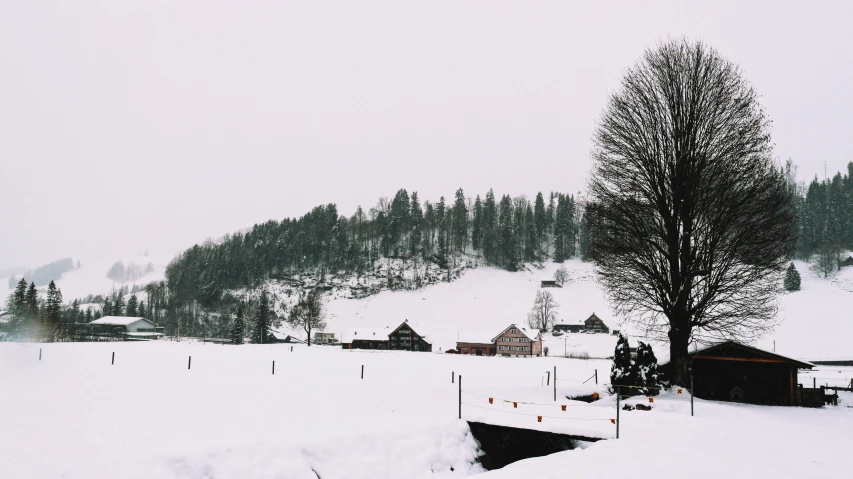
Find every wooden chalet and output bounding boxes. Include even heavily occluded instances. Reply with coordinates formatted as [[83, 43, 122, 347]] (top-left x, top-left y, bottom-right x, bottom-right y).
[[492, 324, 542, 358], [388, 320, 432, 352], [663, 341, 814, 407], [840, 255, 853, 268]]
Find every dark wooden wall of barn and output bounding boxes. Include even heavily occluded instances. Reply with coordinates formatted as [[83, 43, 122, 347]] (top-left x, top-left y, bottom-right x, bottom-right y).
[[693, 359, 797, 406]]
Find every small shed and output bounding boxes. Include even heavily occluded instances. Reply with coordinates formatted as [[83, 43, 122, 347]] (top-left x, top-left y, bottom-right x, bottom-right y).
[[840, 256, 853, 268], [540, 280, 561, 288], [664, 342, 813, 406]]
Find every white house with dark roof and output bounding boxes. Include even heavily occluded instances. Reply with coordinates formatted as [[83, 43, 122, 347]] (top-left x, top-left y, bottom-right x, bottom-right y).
[[87, 316, 164, 340]]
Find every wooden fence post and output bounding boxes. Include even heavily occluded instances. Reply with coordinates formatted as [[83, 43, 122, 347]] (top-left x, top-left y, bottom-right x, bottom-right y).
[[112, 352, 115, 365], [188, 356, 192, 370]]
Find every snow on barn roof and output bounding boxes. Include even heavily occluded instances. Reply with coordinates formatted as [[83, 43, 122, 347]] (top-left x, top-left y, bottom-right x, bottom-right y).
[[89, 316, 152, 326], [658, 341, 814, 369], [341, 327, 389, 344]]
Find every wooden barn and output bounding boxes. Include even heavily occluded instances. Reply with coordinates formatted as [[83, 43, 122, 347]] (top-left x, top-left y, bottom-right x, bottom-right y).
[[341, 328, 389, 350], [455, 341, 497, 356], [388, 321, 432, 352], [665, 342, 813, 407]]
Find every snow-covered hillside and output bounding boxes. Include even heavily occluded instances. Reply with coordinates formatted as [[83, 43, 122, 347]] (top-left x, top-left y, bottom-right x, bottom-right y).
[[0, 253, 168, 302]]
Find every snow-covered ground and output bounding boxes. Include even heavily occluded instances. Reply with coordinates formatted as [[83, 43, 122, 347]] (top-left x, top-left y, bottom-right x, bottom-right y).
[[1, 341, 850, 478]]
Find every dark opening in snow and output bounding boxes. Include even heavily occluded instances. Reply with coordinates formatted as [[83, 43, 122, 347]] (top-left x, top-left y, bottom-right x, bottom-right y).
[[466, 421, 604, 470]]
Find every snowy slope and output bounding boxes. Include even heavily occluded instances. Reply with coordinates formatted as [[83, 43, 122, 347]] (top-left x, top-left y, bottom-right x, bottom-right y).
[[323, 259, 618, 355]]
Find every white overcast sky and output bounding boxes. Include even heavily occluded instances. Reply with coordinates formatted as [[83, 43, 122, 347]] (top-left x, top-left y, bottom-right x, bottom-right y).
[[1, 1, 852, 269]]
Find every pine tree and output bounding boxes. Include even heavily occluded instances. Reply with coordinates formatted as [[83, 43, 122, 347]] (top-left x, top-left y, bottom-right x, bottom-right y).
[[138, 300, 146, 318], [610, 334, 634, 389], [103, 298, 113, 317], [126, 295, 139, 317], [409, 192, 423, 258], [784, 263, 801, 291], [452, 188, 468, 253], [85, 307, 93, 322], [524, 204, 537, 261], [498, 195, 517, 270], [45, 280, 62, 339], [471, 195, 483, 253], [534, 192, 547, 254], [230, 306, 245, 345], [7, 275, 15, 290], [482, 189, 498, 263], [631, 342, 661, 395], [114, 293, 126, 317], [251, 290, 271, 344], [26, 282, 39, 333]]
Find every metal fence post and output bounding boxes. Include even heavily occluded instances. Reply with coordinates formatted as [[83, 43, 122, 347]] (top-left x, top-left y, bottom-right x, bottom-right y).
[[458, 375, 462, 419], [595, 369, 598, 385], [616, 385, 621, 439], [553, 366, 557, 401]]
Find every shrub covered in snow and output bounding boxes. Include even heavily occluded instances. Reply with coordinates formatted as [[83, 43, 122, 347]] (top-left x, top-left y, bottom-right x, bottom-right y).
[[610, 334, 633, 389], [631, 341, 661, 396]]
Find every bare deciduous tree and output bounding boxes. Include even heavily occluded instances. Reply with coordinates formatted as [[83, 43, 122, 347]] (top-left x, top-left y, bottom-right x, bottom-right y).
[[588, 39, 797, 386], [528, 290, 559, 332], [812, 244, 842, 278], [553, 266, 569, 286], [287, 288, 327, 346]]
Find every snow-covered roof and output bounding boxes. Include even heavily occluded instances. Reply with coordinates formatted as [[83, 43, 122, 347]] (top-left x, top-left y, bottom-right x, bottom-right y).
[[659, 341, 814, 369], [341, 328, 389, 344], [89, 316, 153, 326], [491, 324, 541, 342], [270, 329, 301, 341], [125, 332, 164, 337]]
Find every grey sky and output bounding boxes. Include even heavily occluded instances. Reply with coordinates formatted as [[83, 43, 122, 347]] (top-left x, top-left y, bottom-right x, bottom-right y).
[[2, 1, 851, 269]]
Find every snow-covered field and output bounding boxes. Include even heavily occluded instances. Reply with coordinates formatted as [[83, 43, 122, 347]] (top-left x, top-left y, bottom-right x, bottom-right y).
[[1, 341, 851, 478]]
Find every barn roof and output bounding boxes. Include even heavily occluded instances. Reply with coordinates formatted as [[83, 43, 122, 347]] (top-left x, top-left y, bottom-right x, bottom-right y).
[[341, 327, 389, 344], [89, 316, 153, 326], [388, 321, 425, 339], [660, 341, 814, 369]]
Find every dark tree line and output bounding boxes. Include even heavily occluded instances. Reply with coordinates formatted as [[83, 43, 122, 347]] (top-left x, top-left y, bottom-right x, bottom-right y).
[[165, 188, 582, 310], [786, 160, 853, 268]]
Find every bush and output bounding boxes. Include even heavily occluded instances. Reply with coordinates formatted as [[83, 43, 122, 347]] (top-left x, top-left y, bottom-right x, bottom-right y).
[[784, 263, 801, 291]]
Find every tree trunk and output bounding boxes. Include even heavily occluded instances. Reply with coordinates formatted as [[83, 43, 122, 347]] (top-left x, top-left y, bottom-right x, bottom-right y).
[[668, 324, 691, 386]]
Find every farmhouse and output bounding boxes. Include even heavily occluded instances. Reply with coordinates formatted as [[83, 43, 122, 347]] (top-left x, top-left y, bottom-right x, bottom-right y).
[[388, 321, 432, 352], [313, 332, 337, 345], [663, 341, 813, 407], [455, 341, 497, 356], [492, 324, 542, 358], [86, 316, 164, 340]]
